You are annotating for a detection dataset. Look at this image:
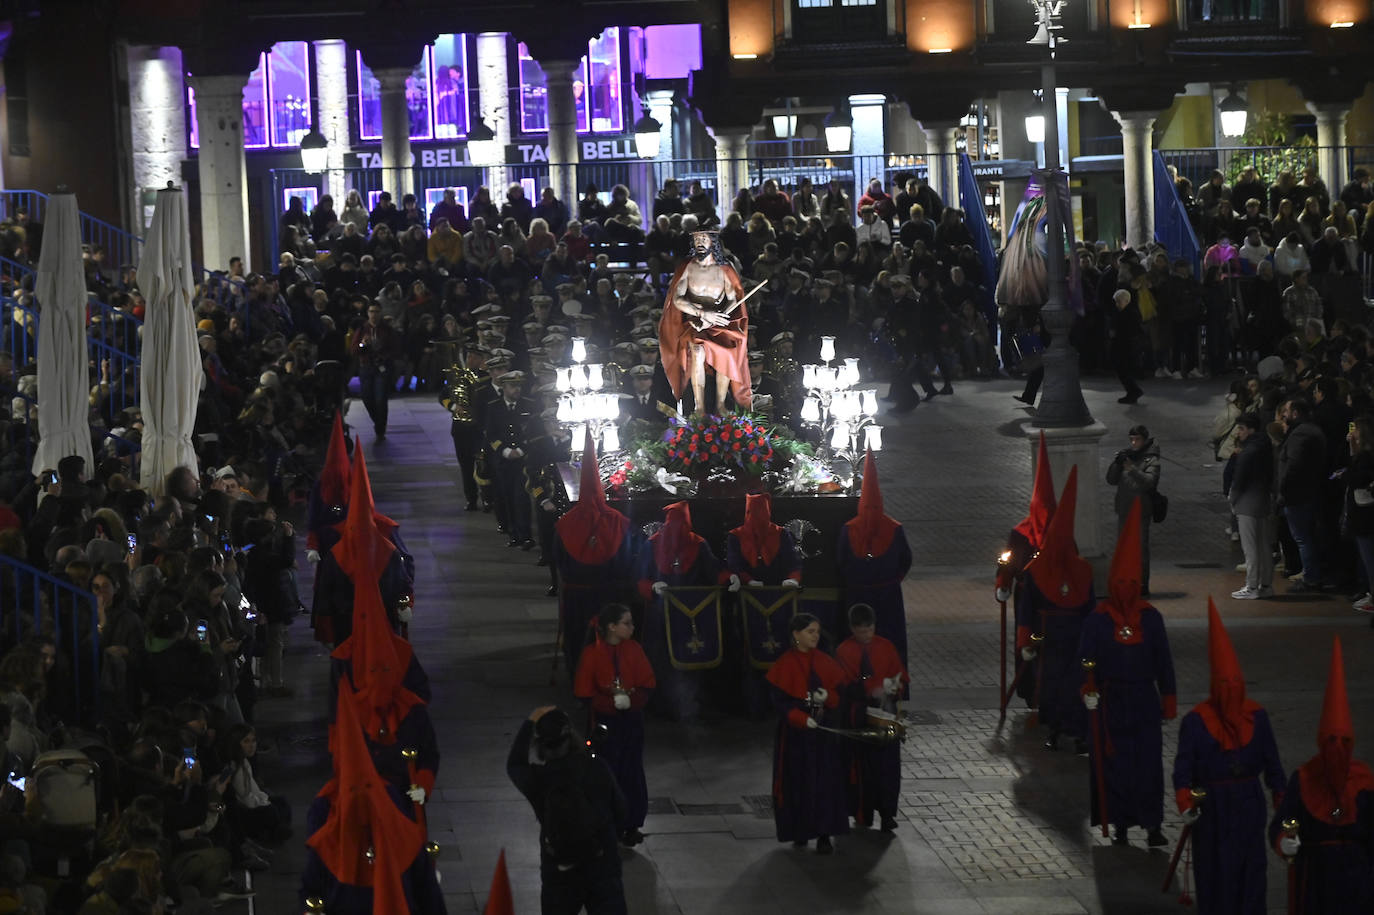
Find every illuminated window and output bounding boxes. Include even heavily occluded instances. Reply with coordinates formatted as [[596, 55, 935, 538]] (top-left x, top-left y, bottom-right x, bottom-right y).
[[268, 42, 311, 148], [357, 49, 434, 141], [282, 186, 320, 213], [243, 56, 268, 148], [517, 27, 623, 135], [424, 186, 470, 214], [431, 34, 470, 139]]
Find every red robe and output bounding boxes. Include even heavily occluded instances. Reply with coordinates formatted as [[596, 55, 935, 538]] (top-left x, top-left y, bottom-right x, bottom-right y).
[[658, 261, 751, 409], [574, 638, 657, 717]]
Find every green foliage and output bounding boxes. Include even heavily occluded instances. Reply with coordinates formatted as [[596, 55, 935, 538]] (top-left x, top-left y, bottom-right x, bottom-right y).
[[1224, 110, 1318, 189]]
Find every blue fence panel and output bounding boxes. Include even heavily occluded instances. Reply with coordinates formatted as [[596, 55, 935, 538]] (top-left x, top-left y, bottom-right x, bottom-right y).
[[959, 153, 1001, 329], [1153, 151, 1203, 277], [0, 551, 101, 725]]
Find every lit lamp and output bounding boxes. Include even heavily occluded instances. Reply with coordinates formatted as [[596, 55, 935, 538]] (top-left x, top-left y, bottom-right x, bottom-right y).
[[864, 425, 883, 451], [633, 109, 663, 159], [466, 117, 502, 167], [1217, 89, 1248, 140], [299, 129, 328, 174], [819, 336, 837, 363], [1024, 113, 1046, 144], [772, 114, 797, 139], [825, 105, 853, 154], [570, 336, 588, 364], [601, 424, 620, 452]]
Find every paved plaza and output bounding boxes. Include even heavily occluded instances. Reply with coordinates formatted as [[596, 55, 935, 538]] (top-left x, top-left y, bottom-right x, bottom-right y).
[[247, 373, 1371, 914]]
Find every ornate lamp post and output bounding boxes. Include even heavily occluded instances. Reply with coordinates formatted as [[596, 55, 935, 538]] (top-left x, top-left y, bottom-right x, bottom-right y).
[[1027, 0, 1094, 428]]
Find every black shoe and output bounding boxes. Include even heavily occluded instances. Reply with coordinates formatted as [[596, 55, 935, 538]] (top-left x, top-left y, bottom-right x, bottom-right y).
[[375, 432, 387, 441], [1014, 393, 1036, 405], [1112, 828, 1129, 846], [520, 539, 536, 551], [815, 836, 833, 855], [890, 400, 918, 414], [496, 524, 508, 534], [880, 816, 898, 832], [923, 391, 940, 402], [507, 538, 520, 548], [465, 502, 479, 512], [482, 503, 494, 513], [1074, 738, 1089, 756], [1117, 394, 1141, 404], [938, 386, 953, 396], [536, 554, 550, 567], [545, 584, 559, 597], [620, 828, 645, 847], [855, 816, 873, 830], [1043, 734, 1059, 751], [792, 840, 808, 849], [1147, 829, 1168, 847]]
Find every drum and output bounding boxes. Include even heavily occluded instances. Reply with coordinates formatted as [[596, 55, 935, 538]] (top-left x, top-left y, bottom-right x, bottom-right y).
[[865, 707, 907, 742]]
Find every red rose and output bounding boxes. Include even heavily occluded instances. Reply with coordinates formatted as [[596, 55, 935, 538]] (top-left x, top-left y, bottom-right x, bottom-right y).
[[687, 443, 697, 452], [732, 442, 741, 451], [691, 434, 699, 442], [704, 433, 713, 442], [751, 455, 759, 463], [710, 445, 719, 454]]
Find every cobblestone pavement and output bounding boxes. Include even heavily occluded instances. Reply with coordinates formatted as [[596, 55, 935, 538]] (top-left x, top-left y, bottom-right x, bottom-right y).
[[244, 374, 1371, 914]]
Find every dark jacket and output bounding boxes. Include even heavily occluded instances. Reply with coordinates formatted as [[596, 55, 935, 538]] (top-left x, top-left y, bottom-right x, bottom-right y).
[[1276, 419, 1327, 507], [1106, 438, 1161, 518], [1344, 450, 1374, 537], [1229, 433, 1275, 518]]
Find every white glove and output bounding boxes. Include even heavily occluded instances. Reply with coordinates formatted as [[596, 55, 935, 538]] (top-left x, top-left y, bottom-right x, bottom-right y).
[[512, 448, 525, 459], [884, 676, 901, 696], [1083, 693, 1100, 711], [407, 786, 426, 805], [306, 549, 321, 564], [747, 579, 764, 588], [612, 693, 631, 711], [1279, 836, 1300, 857], [397, 605, 414, 623], [501, 447, 514, 459], [1021, 646, 1037, 661], [805, 716, 819, 729], [1183, 806, 1200, 823], [995, 587, 1011, 602], [781, 579, 800, 588], [809, 688, 828, 704], [727, 574, 741, 593], [541, 499, 557, 513], [652, 581, 669, 596]]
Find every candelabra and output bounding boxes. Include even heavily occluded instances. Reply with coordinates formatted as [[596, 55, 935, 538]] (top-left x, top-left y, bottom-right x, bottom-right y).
[[798, 336, 882, 466], [555, 336, 622, 457]]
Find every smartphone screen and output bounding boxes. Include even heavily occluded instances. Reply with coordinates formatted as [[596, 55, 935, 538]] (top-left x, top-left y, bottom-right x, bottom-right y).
[[127, 533, 138, 551], [6, 773, 24, 791], [183, 755, 196, 769], [196, 623, 208, 642]]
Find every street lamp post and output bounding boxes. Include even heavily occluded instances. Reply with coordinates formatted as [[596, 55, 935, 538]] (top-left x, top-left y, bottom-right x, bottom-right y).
[[1027, 0, 1093, 428]]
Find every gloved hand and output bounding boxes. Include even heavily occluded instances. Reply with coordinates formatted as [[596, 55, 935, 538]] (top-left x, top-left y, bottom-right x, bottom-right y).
[[805, 716, 819, 729], [652, 581, 669, 596], [747, 579, 764, 588], [995, 587, 1011, 603], [407, 786, 426, 805], [1083, 693, 1100, 711], [502, 447, 514, 459], [512, 447, 525, 459], [1278, 836, 1300, 857], [397, 605, 414, 623], [809, 688, 828, 705], [541, 499, 557, 513], [1021, 646, 1037, 661], [613, 693, 631, 711], [781, 578, 800, 588], [1183, 805, 1201, 823], [727, 574, 741, 593], [884, 676, 901, 696], [306, 549, 321, 564]]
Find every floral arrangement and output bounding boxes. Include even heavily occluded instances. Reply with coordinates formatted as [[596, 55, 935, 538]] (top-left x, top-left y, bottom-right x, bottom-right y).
[[617, 413, 815, 496]]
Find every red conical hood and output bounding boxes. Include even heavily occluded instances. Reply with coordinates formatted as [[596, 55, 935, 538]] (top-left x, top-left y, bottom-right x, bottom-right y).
[[319, 412, 352, 508], [1013, 431, 1057, 550], [332, 446, 396, 583], [555, 430, 630, 565], [653, 500, 701, 571], [331, 573, 421, 744], [483, 849, 515, 915], [307, 683, 424, 912], [1023, 466, 1092, 607], [1298, 637, 1374, 824], [1096, 498, 1148, 638], [1205, 599, 1253, 750], [847, 450, 900, 557], [733, 492, 781, 566]]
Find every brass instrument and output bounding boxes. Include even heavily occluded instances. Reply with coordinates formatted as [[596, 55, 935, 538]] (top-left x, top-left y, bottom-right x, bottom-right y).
[[442, 366, 481, 424]]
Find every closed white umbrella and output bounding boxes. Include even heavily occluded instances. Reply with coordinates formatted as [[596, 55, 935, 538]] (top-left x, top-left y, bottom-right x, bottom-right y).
[[31, 192, 94, 476], [138, 185, 200, 496]]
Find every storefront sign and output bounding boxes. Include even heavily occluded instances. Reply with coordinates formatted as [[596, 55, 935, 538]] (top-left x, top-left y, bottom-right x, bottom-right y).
[[350, 135, 642, 170]]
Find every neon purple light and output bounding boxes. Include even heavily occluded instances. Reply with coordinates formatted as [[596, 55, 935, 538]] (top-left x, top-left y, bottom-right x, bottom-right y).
[[644, 25, 701, 79]]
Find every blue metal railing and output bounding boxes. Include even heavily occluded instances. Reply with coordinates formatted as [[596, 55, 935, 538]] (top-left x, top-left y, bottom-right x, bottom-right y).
[[1153, 151, 1203, 277], [0, 551, 100, 725]]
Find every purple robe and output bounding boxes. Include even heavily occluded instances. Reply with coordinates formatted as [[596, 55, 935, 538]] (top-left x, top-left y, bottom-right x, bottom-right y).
[[553, 531, 637, 677], [1172, 708, 1285, 915], [836, 525, 913, 679], [769, 651, 851, 843], [637, 543, 722, 720], [1016, 577, 1094, 739], [1079, 607, 1176, 832], [1269, 771, 1374, 915]]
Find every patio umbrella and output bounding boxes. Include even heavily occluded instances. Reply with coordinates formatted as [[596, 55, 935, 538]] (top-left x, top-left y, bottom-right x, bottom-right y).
[[31, 191, 93, 476], [138, 185, 201, 496]]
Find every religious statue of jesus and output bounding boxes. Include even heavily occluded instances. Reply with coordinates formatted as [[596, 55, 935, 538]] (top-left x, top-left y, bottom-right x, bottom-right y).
[[658, 229, 751, 415]]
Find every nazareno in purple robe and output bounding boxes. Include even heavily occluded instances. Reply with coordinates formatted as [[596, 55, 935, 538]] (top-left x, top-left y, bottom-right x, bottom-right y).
[[767, 647, 851, 843], [1016, 576, 1094, 740], [836, 526, 913, 676], [1172, 707, 1285, 915]]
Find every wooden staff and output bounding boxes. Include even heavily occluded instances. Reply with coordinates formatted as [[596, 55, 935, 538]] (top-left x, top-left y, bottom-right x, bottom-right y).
[[1083, 659, 1109, 838]]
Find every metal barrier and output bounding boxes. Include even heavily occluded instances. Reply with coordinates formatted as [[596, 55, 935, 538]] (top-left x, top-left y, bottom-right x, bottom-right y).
[[0, 189, 145, 277], [1159, 146, 1322, 190], [1153, 151, 1203, 276], [0, 551, 101, 725]]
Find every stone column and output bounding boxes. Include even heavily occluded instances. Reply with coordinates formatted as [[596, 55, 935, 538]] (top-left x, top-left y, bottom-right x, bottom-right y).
[[1024, 423, 1110, 557], [128, 45, 187, 235], [542, 58, 580, 210], [920, 120, 961, 209], [1113, 111, 1157, 250], [476, 32, 511, 193], [374, 66, 415, 202], [1308, 102, 1350, 196], [313, 40, 351, 202], [188, 74, 250, 272], [712, 128, 750, 217]]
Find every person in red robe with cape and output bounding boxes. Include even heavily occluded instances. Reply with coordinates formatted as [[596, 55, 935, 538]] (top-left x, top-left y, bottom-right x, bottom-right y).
[[1270, 637, 1374, 914], [554, 432, 635, 676], [574, 604, 656, 847], [1078, 497, 1177, 847], [837, 451, 913, 684], [300, 682, 443, 914], [766, 612, 851, 853], [659, 229, 750, 414], [836, 602, 908, 831], [1172, 599, 1285, 915], [1017, 466, 1094, 750]]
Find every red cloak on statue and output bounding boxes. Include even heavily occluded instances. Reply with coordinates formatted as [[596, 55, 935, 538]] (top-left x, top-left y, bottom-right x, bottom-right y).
[[658, 261, 751, 409]]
